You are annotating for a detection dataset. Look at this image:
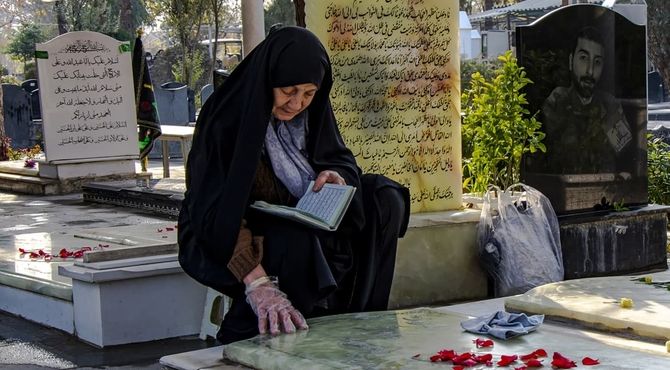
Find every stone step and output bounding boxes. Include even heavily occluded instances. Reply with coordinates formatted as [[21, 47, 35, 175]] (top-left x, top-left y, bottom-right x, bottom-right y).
[[0, 171, 59, 195]]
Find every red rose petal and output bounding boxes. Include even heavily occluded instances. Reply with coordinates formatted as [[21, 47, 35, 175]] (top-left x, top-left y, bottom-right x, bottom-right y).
[[452, 352, 473, 365], [475, 353, 493, 363], [534, 349, 547, 357], [514, 366, 528, 370], [38, 249, 46, 256], [430, 354, 441, 362], [18, 248, 26, 254], [165, 227, 174, 231], [582, 357, 600, 366], [474, 338, 494, 348], [521, 352, 538, 361], [438, 349, 457, 361], [525, 358, 543, 367], [498, 354, 518, 366], [29, 252, 39, 258], [453, 366, 465, 370], [552, 353, 577, 369]]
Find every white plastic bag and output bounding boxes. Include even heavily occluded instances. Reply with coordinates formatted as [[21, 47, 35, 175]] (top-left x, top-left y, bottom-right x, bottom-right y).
[[478, 183, 564, 297]]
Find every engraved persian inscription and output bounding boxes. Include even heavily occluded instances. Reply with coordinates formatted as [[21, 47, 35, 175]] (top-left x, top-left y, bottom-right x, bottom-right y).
[[307, 0, 462, 212]]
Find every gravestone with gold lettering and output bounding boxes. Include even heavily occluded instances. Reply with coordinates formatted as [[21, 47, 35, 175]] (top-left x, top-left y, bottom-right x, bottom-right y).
[[307, 0, 462, 213], [34, 31, 139, 190]]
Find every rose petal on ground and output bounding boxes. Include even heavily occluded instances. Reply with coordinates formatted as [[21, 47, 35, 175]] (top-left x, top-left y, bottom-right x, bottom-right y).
[[582, 357, 600, 366], [498, 354, 518, 366]]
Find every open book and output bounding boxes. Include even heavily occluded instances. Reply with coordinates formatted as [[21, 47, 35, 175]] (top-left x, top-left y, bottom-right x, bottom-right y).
[[250, 181, 356, 231]]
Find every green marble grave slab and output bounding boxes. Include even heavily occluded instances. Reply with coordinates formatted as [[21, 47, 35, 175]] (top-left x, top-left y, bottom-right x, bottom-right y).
[[224, 308, 670, 369]]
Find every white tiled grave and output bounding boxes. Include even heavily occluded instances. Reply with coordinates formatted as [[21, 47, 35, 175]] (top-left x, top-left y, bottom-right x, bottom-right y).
[[162, 305, 670, 370], [0, 221, 206, 347], [505, 267, 670, 342]]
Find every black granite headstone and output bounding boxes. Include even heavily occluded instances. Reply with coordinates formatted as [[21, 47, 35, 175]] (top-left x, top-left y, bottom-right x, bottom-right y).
[[2, 84, 32, 149], [155, 82, 189, 125], [29, 89, 42, 121], [213, 69, 230, 90], [21, 79, 38, 93], [150, 82, 190, 159], [200, 84, 214, 107], [518, 4, 648, 214]]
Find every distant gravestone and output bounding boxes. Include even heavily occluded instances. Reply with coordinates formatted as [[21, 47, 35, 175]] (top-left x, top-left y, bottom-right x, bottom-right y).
[[35, 31, 138, 162], [29, 89, 42, 120], [200, 84, 214, 106], [155, 82, 189, 125], [1, 84, 32, 149], [518, 4, 647, 214], [213, 69, 230, 90], [187, 88, 196, 122], [150, 82, 189, 159], [21, 79, 38, 93]]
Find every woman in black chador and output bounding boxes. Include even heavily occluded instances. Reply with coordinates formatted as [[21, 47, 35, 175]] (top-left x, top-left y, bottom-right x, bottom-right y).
[[178, 26, 409, 344]]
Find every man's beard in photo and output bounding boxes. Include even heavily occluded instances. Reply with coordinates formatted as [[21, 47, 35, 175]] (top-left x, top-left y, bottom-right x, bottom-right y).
[[573, 73, 597, 100]]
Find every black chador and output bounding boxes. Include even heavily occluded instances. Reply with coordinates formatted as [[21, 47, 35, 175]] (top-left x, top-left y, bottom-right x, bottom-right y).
[[177, 26, 409, 344]]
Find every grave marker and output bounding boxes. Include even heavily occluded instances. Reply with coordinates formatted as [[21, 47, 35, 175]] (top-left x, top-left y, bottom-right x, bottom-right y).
[[35, 31, 138, 162], [518, 5, 647, 213], [306, 0, 462, 212], [1, 84, 32, 149]]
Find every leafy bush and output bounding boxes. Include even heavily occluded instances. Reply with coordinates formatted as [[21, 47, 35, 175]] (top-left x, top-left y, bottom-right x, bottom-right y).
[[461, 58, 501, 94], [0, 75, 20, 85], [648, 134, 670, 205], [461, 51, 545, 194]]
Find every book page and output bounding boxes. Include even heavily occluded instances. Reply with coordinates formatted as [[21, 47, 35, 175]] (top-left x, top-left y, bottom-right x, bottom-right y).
[[296, 183, 351, 224]]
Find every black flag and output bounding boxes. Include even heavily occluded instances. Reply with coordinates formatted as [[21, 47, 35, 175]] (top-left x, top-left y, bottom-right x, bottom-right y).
[[132, 34, 161, 160]]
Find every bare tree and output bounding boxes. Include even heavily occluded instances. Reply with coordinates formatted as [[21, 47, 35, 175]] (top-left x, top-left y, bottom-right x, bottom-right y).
[[648, 0, 670, 91]]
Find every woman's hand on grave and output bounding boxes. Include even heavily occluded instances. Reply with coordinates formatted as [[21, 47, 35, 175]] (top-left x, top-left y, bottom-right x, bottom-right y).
[[313, 170, 345, 191], [245, 276, 309, 335]]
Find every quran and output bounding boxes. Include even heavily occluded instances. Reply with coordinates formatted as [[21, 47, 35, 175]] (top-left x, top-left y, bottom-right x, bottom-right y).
[[250, 181, 356, 231]]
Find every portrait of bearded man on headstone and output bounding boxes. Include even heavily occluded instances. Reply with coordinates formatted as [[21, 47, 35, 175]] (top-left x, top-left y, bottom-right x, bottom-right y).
[[517, 4, 648, 214], [541, 26, 632, 174]]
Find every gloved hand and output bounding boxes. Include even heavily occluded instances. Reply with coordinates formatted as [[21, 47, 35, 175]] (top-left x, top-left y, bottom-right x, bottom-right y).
[[245, 276, 309, 335]]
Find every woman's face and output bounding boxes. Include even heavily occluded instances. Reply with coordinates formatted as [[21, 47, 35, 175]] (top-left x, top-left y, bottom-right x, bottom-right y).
[[272, 83, 318, 121]]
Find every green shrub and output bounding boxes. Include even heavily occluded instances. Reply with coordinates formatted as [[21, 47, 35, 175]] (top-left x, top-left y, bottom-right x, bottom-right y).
[[461, 51, 545, 194], [648, 134, 670, 205]]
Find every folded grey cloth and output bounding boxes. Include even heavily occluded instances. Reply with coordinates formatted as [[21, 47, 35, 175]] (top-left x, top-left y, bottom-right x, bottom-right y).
[[460, 311, 544, 339]]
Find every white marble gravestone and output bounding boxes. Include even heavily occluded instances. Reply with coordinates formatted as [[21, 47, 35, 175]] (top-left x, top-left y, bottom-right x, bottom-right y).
[[35, 31, 138, 183]]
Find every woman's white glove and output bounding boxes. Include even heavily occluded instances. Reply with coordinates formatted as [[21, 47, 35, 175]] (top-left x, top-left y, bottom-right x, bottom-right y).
[[245, 276, 309, 335]]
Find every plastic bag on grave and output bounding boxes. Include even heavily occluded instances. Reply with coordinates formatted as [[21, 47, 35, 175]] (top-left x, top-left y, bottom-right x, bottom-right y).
[[477, 183, 564, 297]]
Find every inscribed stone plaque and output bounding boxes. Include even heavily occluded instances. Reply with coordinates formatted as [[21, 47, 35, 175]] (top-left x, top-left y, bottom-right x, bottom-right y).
[[36, 31, 138, 162], [518, 5, 647, 214], [306, 0, 462, 213]]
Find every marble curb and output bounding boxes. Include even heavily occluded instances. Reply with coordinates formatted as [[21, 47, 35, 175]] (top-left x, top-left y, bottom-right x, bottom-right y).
[[0, 270, 72, 301], [58, 261, 183, 283], [505, 268, 670, 342], [408, 209, 480, 228]]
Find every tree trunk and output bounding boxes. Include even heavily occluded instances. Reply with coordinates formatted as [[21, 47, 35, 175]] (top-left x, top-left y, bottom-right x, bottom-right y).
[[55, 0, 68, 34], [294, 0, 305, 27], [118, 0, 134, 41], [647, 0, 670, 91]]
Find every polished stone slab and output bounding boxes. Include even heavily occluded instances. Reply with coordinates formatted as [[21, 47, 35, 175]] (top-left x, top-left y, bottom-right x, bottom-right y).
[[223, 308, 670, 370], [505, 267, 670, 342]]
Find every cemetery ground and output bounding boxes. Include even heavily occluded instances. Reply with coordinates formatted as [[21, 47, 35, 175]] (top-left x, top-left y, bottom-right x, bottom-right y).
[[0, 158, 247, 369]]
